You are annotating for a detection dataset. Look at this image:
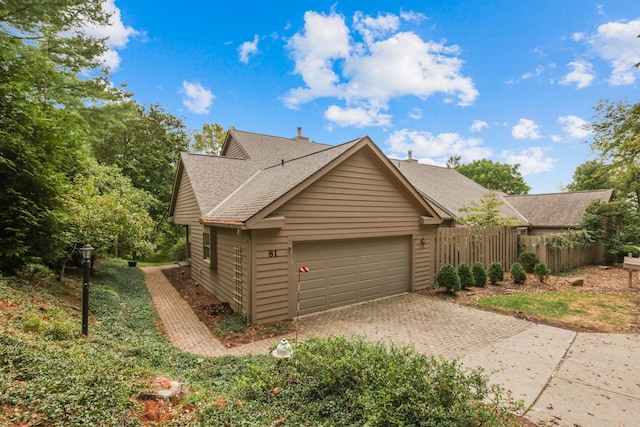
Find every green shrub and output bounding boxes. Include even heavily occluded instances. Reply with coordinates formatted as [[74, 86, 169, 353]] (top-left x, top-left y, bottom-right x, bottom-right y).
[[488, 262, 504, 284], [510, 262, 527, 284], [619, 245, 640, 258], [472, 262, 487, 287], [206, 336, 523, 426], [518, 252, 540, 273], [457, 263, 475, 289], [533, 263, 552, 283], [436, 264, 461, 293]]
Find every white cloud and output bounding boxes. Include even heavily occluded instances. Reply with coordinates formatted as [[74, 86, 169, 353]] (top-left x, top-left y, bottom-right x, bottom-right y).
[[512, 118, 542, 140], [506, 65, 544, 84], [181, 81, 215, 114], [387, 129, 491, 164], [284, 10, 478, 126], [572, 32, 585, 42], [78, 0, 141, 71], [239, 34, 260, 63], [324, 103, 392, 127], [559, 60, 594, 89], [588, 18, 640, 85], [408, 108, 422, 120], [556, 115, 591, 140], [501, 147, 555, 176], [470, 120, 488, 132]]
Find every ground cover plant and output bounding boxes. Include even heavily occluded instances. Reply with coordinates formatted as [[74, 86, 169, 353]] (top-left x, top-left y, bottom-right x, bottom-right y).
[[0, 260, 524, 426]]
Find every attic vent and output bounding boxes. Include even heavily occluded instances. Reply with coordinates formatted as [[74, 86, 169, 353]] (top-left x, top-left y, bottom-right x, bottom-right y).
[[281, 159, 285, 167], [407, 150, 418, 163]]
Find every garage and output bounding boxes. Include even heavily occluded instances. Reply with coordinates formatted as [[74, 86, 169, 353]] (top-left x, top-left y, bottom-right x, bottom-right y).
[[294, 236, 411, 315]]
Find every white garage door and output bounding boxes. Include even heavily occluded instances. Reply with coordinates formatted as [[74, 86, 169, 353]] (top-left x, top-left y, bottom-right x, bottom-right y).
[[294, 236, 410, 315]]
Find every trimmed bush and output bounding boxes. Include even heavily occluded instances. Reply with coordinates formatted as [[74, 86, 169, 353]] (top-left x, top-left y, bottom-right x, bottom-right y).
[[619, 245, 640, 258], [457, 263, 475, 289], [472, 262, 487, 287], [488, 262, 504, 285], [510, 262, 527, 284], [518, 252, 540, 273], [436, 264, 461, 293], [533, 263, 552, 283]]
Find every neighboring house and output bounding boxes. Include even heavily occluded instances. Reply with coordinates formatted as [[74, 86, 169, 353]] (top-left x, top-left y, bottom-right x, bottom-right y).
[[168, 129, 442, 323], [504, 190, 615, 235], [169, 129, 614, 323]]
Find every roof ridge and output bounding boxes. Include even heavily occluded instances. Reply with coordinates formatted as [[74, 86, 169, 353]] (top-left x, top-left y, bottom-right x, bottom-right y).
[[261, 137, 364, 170], [208, 169, 262, 213]]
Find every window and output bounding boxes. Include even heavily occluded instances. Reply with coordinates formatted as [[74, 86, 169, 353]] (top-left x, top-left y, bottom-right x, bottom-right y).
[[203, 227, 218, 270], [203, 231, 211, 260]]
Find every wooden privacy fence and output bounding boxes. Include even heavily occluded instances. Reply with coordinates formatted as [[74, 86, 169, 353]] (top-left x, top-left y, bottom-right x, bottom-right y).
[[434, 226, 518, 272], [519, 235, 603, 273]]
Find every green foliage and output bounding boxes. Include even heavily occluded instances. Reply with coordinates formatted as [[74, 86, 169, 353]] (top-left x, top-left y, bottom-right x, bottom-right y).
[[191, 122, 228, 155], [580, 199, 640, 264], [436, 264, 461, 293], [510, 262, 527, 284], [488, 262, 504, 284], [216, 313, 248, 335], [619, 245, 640, 258], [472, 262, 488, 287], [533, 263, 552, 283], [206, 336, 522, 426], [564, 160, 612, 192], [458, 192, 517, 226], [457, 263, 475, 289], [0, 1, 125, 273], [518, 252, 540, 273], [456, 159, 530, 195]]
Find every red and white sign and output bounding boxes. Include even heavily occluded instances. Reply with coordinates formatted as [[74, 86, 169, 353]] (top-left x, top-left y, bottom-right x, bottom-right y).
[[298, 266, 310, 273]]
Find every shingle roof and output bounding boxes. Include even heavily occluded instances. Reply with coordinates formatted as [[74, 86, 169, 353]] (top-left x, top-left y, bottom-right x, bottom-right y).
[[504, 189, 614, 228], [392, 160, 526, 223], [205, 139, 362, 222], [179, 153, 260, 215], [226, 129, 331, 168]]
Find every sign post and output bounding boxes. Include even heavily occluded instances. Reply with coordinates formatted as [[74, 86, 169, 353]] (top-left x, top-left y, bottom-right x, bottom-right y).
[[296, 266, 309, 344]]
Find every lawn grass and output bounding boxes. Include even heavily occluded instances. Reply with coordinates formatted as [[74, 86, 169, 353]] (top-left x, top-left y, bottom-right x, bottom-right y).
[[477, 291, 638, 331], [0, 259, 523, 426]]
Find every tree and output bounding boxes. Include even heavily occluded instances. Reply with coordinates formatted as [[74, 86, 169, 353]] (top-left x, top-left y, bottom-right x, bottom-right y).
[[580, 199, 640, 264], [0, 0, 121, 273], [455, 159, 530, 195], [89, 102, 190, 221], [564, 160, 612, 192], [458, 192, 517, 226], [192, 123, 228, 155], [588, 99, 640, 211], [446, 155, 461, 169]]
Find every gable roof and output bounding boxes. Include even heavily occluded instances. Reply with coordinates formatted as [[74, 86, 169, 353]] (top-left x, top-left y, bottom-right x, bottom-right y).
[[392, 159, 527, 223], [504, 189, 614, 228]]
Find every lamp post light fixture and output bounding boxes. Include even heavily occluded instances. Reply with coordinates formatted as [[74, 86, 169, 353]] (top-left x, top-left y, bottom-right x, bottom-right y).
[[80, 244, 94, 336]]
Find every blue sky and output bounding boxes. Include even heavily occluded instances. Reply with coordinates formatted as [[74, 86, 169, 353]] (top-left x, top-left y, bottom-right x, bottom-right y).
[[96, 1, 640, 193]]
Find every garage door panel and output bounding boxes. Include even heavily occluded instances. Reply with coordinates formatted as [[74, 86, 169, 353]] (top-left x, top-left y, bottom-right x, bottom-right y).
[[295, 236, 410, 315]]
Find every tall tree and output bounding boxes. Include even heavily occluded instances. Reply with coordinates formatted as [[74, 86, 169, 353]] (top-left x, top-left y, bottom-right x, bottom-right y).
[[564, 160, 613, 192], [455, 159, 530, 195], [0, 0, 119, 273], [89, 102, 190, 220], [192, 123, 228, 155], [588, 99, 640, 211]]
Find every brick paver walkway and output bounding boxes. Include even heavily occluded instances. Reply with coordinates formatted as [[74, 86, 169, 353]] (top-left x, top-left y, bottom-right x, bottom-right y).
[[142, 265, 533, 358]]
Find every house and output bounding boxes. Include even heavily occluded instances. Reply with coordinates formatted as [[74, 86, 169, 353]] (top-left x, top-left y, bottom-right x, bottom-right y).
[[504, 190, 615, 235], [168, 129, 442, 323], [169, 128, 613, 323]]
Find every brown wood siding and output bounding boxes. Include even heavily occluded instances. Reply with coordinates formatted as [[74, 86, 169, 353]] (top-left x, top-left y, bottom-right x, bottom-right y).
[[172, 171, 201, 224], [275, 149, 427, 239], [251, 147, 437, 323], [224, 139, 247, 159], [252, 229, 290, 323], [190, 227, 250, 318]]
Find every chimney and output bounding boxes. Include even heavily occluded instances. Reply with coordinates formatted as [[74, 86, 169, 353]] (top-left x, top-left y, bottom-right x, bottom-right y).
[[294, 126, 309, 141], [407, 150, 418, 163]]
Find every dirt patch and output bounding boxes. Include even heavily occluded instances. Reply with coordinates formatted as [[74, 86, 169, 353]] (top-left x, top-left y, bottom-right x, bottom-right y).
[[420, 265, 640, 333], [162, 267, 294, 347]]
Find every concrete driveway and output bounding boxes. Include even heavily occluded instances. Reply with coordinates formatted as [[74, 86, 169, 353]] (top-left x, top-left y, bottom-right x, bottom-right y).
[[144, 266, 640, 426]]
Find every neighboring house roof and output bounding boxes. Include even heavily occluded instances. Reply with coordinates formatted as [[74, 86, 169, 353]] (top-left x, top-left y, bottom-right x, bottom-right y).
[[392, 159, 526, 223], [504, 189, 615, 228]]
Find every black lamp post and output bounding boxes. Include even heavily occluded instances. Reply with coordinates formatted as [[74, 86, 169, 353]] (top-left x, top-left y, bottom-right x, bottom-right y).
[[80, 244, 94, 336]]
